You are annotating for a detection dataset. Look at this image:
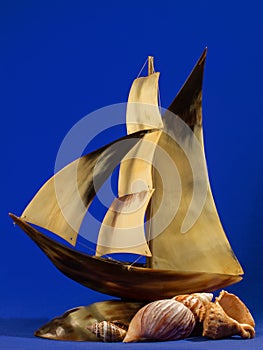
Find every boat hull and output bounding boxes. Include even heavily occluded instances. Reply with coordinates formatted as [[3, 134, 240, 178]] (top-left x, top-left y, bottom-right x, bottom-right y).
[[10, 214, 242, 301]]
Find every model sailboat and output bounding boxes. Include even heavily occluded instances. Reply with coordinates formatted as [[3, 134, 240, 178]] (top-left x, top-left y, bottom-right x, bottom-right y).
[[9, 49, 243, 301]]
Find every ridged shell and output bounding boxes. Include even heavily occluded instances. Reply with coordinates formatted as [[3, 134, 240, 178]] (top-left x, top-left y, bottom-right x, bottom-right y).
[[123, 299, 195, 342], [192, 292, 214, 305], [173, 293, 213, 321], [216, 290, 255, 327], [202, 301, 255, 339], [88, 320, 127, 342]]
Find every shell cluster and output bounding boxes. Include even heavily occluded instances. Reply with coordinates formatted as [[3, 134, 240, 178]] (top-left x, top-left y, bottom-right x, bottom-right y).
[[87, 291, 255, 342]]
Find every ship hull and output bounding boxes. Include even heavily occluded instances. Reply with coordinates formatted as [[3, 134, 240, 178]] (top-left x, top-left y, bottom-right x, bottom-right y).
[[10, 214, 242, 300]]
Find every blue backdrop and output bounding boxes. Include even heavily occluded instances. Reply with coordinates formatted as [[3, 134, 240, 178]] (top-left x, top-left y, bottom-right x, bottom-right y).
[[1, 0, 263, 328]]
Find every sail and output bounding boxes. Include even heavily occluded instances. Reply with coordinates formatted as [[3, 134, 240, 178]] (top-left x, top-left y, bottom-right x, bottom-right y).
[[96, 58, 163, 257], [96, 190, 154, 257], [119, 58, 163, 196], [21, 130, 152, 245], [118, 130, 162, 196], [148, 49, 244, 276], [126, 72, 163, 133]]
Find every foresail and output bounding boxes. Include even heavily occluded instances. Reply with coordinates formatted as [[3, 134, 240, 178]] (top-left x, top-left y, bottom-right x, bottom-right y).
[[21, 130, 151, 245], [126, 72, 163, 133], [148, 49, 244, 276], [96, 190, 154, 257]]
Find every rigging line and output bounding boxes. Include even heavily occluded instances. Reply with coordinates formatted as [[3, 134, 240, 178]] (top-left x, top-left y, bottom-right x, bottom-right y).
[[77, 240, 115, 260], [77, 240, 97, 254], [127, 255, 144, 270], [78, 240, 127, 264], [78, 240, 143, 266], [137, 58, 148, 78]]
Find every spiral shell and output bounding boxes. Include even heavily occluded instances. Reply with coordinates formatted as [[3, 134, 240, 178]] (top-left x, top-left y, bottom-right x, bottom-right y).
[[123, 299, 195, 342], [202, 301, 255, 339], [88, 320, 128, 342], [173, 293, 213, 321]]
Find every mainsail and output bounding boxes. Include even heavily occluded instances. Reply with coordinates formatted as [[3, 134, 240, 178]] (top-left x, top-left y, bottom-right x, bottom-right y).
[[96, 57, 163, 256], [148, 49, 244, 276]]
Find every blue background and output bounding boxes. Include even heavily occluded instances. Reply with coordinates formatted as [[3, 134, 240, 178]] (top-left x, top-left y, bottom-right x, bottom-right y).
[[1, 0, 263, 348]]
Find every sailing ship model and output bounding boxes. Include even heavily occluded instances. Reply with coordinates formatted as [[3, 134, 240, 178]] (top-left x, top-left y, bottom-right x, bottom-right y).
[[9, 49, 243, 301]]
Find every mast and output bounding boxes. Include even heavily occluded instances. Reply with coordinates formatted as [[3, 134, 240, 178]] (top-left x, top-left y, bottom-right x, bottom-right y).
[[146, 56, 155, 267], [96, 56, 163, 257], [148, 56, 154, 75]]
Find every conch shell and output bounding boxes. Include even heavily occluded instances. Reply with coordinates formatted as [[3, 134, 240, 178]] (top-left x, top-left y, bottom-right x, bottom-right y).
[[216, 290, 255, 327], [123, 299, 195, 342], [87, 320, 128, 342], [174, 292, 213, 320], [202, 291, 255, 339]]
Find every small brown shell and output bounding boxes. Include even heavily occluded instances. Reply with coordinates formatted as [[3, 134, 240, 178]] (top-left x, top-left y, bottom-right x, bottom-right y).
[[202, 301, 255, 339], [123, 299, 195, 342], [88, 320, 127, 342], [174, 293, 213, 321], [216, 290, 255, 327]]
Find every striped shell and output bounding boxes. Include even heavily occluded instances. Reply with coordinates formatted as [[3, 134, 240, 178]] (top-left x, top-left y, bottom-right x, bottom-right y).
[[173, 293, 213, 321], [123, 299, 195, 342], [88, 320, 128, 342]]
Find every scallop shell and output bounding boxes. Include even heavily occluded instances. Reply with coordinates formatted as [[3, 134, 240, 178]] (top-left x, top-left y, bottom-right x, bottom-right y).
[[87, 320, 127, 342], [173, 293, 213, 321], [216, 290, 255, 327], [202, 301, 255, 339], [123, 299, 195, 342]]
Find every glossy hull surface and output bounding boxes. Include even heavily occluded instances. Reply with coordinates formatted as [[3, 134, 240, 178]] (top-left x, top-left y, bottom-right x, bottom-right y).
[[9, 214, 242, 301]]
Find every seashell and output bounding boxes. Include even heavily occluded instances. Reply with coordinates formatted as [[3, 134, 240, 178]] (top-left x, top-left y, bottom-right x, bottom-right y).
[[123, 299, 195, 342], [216, 290, 255, 328], [202, 301, 255, 339], [34, 300, 143, 341], [173, 293, 213, 321], [192, 292, 214, 305], [87, 320, 127, 342]]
